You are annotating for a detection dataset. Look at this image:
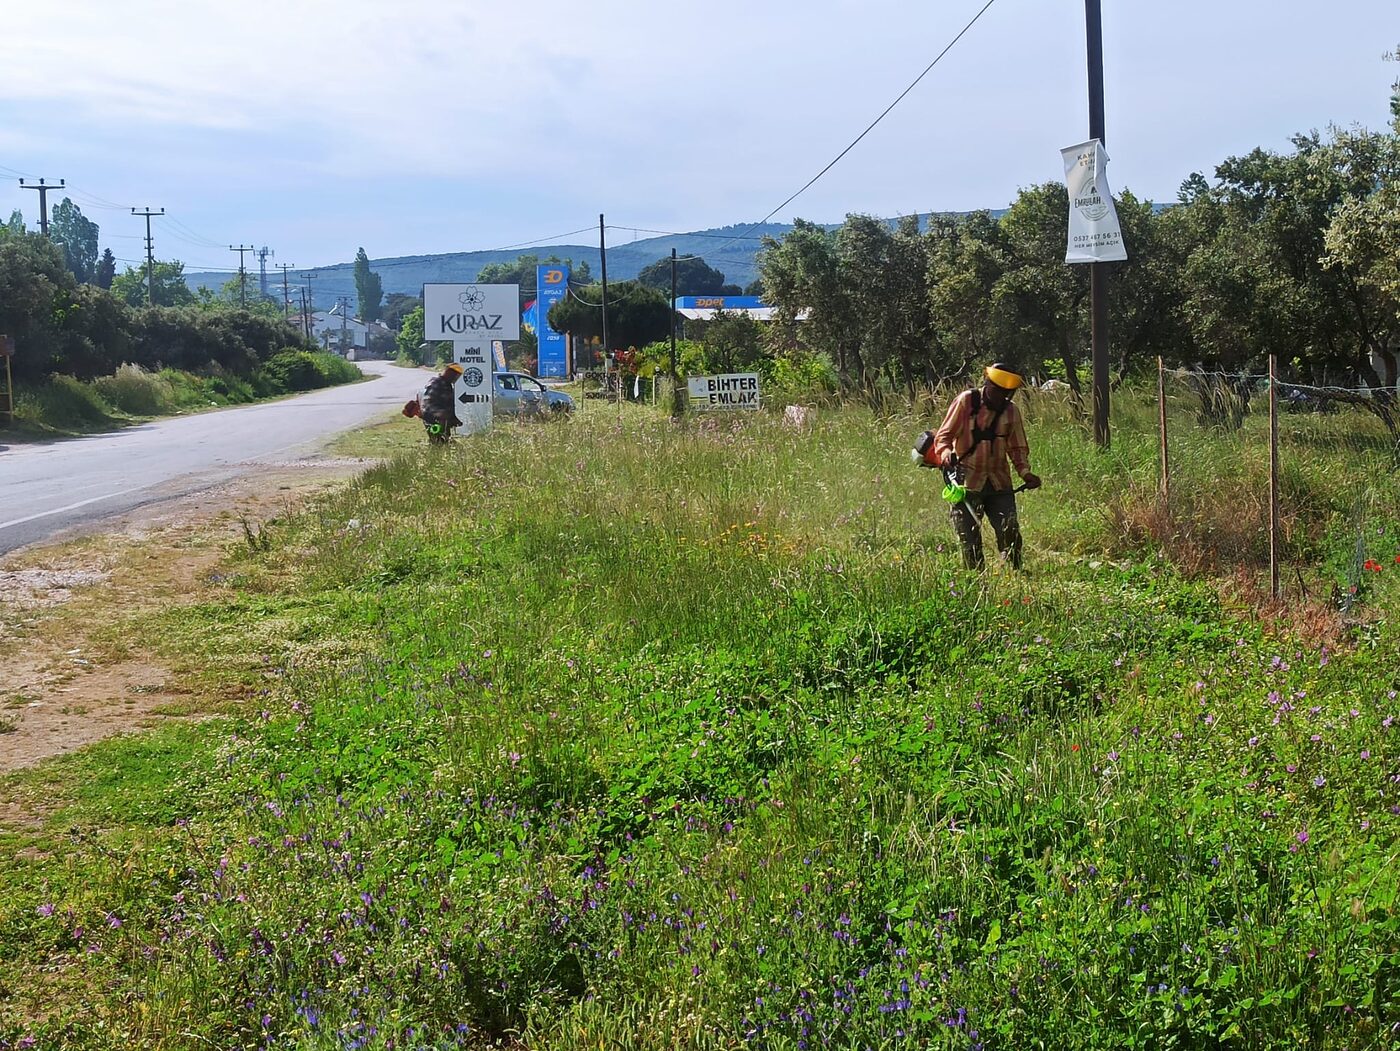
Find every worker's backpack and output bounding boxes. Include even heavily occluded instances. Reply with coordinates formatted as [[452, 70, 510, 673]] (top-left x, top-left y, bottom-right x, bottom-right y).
[[909, 390, 1007, 470]]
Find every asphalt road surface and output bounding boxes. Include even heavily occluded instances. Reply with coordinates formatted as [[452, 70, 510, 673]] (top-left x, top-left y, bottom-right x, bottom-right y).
[[0, 361, 429, 556]]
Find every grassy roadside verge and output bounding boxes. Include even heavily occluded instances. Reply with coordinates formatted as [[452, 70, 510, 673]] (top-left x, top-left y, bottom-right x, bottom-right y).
[[2, 404, 1398, 1049], [2, 353, 363, 440]]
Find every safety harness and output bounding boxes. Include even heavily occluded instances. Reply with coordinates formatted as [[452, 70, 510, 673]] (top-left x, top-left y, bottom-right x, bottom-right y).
[[941, 389, 1009, 504]]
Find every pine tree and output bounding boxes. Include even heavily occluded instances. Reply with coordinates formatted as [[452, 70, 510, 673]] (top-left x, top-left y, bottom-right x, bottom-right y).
[[353, 247, 383, 323], [95, 248, 117, 290]]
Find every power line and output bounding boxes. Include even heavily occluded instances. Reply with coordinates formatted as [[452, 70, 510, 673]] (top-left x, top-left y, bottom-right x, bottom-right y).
[[714, 0, 1001, 251], [605, 224, 767, 242]]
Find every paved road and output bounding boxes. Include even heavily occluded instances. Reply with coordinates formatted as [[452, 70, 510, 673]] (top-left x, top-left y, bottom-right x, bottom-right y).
[[0, 361, 428, 556]]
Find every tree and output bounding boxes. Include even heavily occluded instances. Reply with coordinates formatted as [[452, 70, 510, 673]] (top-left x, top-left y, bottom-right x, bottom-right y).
[[2, 210, 24, 239], [1322, 127, 1400, 386], [394, 305, 448, 364], [50, 198, 100, 284], [95, 248, 116, 290], [0, 230, 79, 381], [382, 292, 421, 332], [993, 184, 1092, 390], [688, 309, 764, 373], [637, 255, 728, 296], [353, 248, 383, 323], [927, 212, 1012, 381], [110, 260, 196, 308], [758, 219, 861, 381], [546, 281, 672, 352], [476, 254, 593, 292]]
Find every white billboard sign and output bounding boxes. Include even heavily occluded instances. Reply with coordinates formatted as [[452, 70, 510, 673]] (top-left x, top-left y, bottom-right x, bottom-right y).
[[424, 283, 521, 342], [1061, 139, 1128, 263], [452, 340, 494, 434], [687, 373, 761, 410]]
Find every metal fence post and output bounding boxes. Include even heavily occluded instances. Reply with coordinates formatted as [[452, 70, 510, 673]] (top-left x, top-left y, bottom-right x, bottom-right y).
[[1269, 354, 1280, 599]]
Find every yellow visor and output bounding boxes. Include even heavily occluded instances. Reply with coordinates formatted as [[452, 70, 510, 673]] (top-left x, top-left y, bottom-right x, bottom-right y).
[[984, 365, 1023, 390]]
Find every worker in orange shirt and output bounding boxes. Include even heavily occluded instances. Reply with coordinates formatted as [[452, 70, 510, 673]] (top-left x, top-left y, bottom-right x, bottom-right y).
[[932, 362, 1042, 569]]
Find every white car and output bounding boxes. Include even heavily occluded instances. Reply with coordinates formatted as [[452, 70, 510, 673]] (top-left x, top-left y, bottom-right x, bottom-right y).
[[494, 372, 575, 416]]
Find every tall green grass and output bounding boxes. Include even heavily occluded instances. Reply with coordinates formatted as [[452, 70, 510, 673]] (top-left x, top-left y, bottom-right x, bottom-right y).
[[1, 405, 1397, 1049]]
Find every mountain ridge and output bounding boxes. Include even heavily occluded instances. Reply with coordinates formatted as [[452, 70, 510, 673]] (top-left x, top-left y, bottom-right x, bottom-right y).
[[182, 215, 1009, 311]]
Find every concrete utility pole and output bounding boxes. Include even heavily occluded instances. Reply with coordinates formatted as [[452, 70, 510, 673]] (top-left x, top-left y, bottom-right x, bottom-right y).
[[276, 263, 296, 318], [257, 246, 274, 297], [229, 244, 255, 307], [132, 207, 165, 306], [1085, 0, 1111, 447], [19, 178, 64, 236]]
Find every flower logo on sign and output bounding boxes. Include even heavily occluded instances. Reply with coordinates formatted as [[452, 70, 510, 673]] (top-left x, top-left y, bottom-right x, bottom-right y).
[[458, 287, 486, 311], [462, 367, 484, 387]]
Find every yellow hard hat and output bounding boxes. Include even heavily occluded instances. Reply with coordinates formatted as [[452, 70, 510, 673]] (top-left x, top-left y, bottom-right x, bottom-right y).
[[445, 363, 464, 376], [984, 363, 1023, 390]]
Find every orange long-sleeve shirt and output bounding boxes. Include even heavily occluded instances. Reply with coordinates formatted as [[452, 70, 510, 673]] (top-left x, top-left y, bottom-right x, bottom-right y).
[[932, 390, 1032, 493]]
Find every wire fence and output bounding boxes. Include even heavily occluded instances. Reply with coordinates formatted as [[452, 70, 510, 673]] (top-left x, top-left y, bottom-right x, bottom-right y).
[[1155, 361, 1399, 603]]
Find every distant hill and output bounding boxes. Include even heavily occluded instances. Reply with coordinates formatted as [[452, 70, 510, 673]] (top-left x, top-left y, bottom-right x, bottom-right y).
[[181, 216, 1010, 311]]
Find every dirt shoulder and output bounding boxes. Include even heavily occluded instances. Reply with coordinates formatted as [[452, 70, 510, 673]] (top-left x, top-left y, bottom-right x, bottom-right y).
[[0, 456, 374, 779]]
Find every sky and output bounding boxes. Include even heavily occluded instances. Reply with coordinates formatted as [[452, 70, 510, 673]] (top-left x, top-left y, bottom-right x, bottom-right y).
[[1, 0, 1395, 273]]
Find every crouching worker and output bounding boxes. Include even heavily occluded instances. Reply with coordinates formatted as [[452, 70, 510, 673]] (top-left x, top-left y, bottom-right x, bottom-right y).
[[420, 363, 464, 445], [933, 362, 1042, 569]]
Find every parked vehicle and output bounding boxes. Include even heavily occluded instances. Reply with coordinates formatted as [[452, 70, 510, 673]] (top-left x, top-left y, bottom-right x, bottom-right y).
[[494, 372, 574, 416]]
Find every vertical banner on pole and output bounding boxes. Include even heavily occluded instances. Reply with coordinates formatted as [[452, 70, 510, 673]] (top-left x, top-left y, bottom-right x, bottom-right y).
[[535, 265, 570, 378], [1061, 139, 1128, 263], [453, 340, 495, 434]]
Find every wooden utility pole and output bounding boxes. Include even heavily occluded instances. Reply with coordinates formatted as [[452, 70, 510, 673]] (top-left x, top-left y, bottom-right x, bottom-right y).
[[299, 288, 311, 343], [599, 214, 610, 356], [300, 272, 316, 342], [670, 247, 684, 419], [1157, 356, 1170, 509], [19, 178, 64, 236], [276, 263, 296, 318], [1085, 0, 1110, 447], [132, 208, 165, 306], [229, 244, 255, 307], [0, 335, 14, 428]]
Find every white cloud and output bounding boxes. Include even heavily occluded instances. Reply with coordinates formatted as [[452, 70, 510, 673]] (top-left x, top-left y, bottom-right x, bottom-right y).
[[5, 0, 1396, 261]]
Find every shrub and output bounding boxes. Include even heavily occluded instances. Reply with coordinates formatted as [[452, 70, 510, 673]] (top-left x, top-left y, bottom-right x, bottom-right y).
[[14, 373, 116, 428], [91, 363, 178, 416], [255, 350, 362, 395]]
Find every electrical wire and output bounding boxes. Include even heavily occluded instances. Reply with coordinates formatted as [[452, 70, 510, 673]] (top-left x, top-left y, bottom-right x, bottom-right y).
[[604, 224, 768, 243], [709, 0, 1001, 253]]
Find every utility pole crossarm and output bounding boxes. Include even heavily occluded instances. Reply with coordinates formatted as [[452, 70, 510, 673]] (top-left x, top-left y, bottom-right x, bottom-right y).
[[229, 244, 256, 308], [132, 207, 165, 307], [21, 178, 66, 237]]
